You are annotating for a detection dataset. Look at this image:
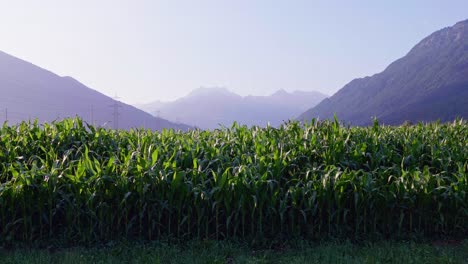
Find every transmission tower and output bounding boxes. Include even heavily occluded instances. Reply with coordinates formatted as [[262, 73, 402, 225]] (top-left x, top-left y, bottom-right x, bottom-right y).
[[110, 95, 122, 129], [90, 105, 94, 126]]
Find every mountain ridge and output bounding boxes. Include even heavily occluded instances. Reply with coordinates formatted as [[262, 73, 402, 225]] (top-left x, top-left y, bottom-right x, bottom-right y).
[[0, 50, 190, 130], [139, 87, 328, 129], [299, 19, 468, 125]]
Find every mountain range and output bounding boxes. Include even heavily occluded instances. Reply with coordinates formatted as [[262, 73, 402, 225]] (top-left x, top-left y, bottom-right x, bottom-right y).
[[138, 87, 327, 129], [2, 19, 466, 130], [299, 19, 468, 125], [0, 51, 189, 130]]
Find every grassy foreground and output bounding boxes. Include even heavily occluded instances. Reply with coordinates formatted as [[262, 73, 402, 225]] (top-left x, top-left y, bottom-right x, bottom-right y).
[[1, 240, 467, 264]]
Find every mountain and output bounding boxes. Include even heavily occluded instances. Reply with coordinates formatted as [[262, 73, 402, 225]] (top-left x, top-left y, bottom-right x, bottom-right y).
[[0, 50, 189, 130], [138, 87, 327, 129], [299, 19, 468, 125]]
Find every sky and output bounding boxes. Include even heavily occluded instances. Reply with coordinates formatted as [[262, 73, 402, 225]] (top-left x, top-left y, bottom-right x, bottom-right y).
[[0, 1, 467, 104]]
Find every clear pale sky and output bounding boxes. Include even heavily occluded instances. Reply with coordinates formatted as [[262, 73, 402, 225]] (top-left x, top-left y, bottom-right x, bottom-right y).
[[0, 1, 467, 104]]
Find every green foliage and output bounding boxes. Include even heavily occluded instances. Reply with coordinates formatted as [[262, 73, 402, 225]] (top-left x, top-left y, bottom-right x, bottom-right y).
[[0, 118, 466, 244]]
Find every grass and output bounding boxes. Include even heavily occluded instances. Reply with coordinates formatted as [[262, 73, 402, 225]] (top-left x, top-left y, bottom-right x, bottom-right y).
[[1, 240, 467, 264]]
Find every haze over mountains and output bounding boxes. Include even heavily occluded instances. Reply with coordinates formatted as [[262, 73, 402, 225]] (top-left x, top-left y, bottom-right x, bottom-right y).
[[299, 19, 468, 125], [0, 51, 189, 130], [138, 87, 327, 129], [2, 18, 467, 130]]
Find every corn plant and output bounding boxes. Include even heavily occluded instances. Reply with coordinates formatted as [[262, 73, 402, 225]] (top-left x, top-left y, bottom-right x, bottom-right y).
[[0, 118, 466, 244]]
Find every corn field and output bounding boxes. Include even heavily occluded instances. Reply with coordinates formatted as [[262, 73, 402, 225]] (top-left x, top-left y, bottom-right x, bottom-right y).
[[0, 118, 466, 243]]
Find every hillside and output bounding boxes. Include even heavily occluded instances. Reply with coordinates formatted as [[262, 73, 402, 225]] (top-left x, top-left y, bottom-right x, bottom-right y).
[[299, 19, 468, 125], [0, 51, 189, 130], [139, 87, 327, 129]]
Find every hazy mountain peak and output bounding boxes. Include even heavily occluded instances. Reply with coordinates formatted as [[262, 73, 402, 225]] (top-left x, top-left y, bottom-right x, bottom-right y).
[[454, 18, 468, 27], [62, 76, 77, 81], [271, 89, 289, 96], [140, 88, 327, 129], [410, 19, 468, 54], [188, 87, 236, 97]]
